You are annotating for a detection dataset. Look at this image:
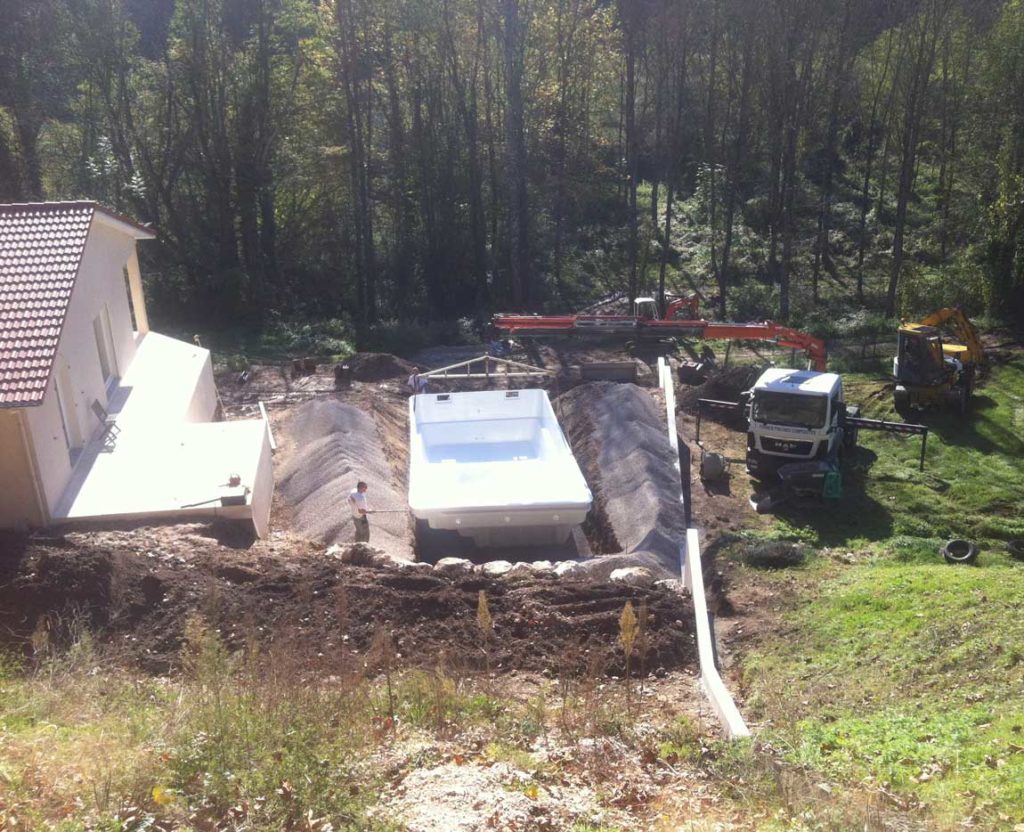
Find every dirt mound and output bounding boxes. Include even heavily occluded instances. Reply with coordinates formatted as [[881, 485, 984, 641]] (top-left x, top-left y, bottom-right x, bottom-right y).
[[0, 533, 695, 676], [676, 365, 761, 413], [559, 383, 688, 576], [345, 351, 417, 382], [276, 399, 412, 556]]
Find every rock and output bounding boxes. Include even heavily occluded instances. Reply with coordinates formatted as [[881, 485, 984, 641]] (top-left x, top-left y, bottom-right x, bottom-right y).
[[396, 560, 433, 573], [553, 561, 588, 579], [505, 562, 535, 580], [434, 557, 474, 577], [609, 566, 656, 587], [575, 550, 675, 582], [480, 560, 513, 577], [654, 578, 683, 592], [530, 560, 554, 574]]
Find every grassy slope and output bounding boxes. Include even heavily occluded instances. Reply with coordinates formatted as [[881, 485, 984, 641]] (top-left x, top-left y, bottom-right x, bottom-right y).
[[737, 356, 1024, 829]]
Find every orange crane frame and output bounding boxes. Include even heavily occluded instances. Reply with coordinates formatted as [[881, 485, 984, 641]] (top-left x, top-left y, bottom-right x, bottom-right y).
[[492, 297, 827, 371]]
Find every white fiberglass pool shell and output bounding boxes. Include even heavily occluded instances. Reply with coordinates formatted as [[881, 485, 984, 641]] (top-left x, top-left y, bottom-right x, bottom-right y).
[[408, 389, 593, 546]]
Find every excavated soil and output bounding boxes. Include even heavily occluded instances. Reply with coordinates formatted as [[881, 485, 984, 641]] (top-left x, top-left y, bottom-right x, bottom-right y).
[[276, 398, 413, 556], [675, 364, 762, 413], [0, 530, 695, 676], [345, 351, 418, 382], [558, 383, 688, 578]]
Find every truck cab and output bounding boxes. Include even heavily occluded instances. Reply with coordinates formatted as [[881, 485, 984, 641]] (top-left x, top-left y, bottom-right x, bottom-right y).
[[745, 369, 855, 478]]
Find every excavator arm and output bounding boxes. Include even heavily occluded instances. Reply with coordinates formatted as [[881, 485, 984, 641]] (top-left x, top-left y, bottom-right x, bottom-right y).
[[664, 295, 701, 320], [700, 322, 828, 372], [914, 307, 984, 365]]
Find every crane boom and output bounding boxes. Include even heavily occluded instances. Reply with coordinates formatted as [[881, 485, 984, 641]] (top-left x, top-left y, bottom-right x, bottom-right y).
[[492, 299, 827, 371]]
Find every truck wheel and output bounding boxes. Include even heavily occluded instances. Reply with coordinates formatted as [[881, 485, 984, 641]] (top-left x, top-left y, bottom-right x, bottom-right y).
[[942, 539, 978, 564]]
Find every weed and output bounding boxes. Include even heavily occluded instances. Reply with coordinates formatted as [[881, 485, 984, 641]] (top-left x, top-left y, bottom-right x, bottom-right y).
[[477, 590, 493, 685], [484, 741, 540, 772], [619, 601, 638, 711], [570, 824, 626, 832], [658, 715, 702, 764], [637, 598, 650, 698], [369, 624, 397, 730]]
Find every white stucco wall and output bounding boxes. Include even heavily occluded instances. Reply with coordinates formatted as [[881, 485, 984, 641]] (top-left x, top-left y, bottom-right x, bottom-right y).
[[186, 352, 220, 422], [25, 217, 142, 517], [24, 371, 75, 516], [0, 410, 46, 527]]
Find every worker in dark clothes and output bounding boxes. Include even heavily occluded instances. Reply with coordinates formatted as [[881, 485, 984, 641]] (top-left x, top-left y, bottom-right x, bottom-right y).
[[348, 481, 373, 542]]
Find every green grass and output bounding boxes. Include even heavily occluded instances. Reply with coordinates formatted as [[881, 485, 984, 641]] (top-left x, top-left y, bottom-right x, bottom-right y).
[[757, 358, 1024, 559], [730, 356, 1024, 829], [744, 562, 1024, 828]]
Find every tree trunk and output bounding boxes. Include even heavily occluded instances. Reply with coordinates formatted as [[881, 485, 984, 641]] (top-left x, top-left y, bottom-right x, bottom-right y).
[[502, 0, 530, 307], [622, 9, 640, 307], [720, 31, 752, 312], [855, 29, 895, 302], [705, 1, 722, 316], [886, 9, 942, 318]]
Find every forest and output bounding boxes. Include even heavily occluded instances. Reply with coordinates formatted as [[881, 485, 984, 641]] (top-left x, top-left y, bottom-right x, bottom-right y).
[[1, 0, 1022, 342]]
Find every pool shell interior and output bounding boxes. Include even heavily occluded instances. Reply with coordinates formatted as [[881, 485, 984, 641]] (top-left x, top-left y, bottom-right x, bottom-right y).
[[408, 389, 593, 548]]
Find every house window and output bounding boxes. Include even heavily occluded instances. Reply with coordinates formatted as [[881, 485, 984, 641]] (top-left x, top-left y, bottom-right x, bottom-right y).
[[93, 305, 118, 386]]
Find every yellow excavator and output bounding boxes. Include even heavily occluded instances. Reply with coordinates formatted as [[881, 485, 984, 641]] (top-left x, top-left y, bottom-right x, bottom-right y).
[[893, 307, 984, 416]]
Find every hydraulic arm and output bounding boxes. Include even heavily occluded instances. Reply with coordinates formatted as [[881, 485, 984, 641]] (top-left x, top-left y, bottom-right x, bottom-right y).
[[493, 297, 827, 371]]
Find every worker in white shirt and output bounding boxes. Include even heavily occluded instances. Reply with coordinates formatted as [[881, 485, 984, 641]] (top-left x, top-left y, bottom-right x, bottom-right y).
[[406, 368, 429, 395], [348, 481, 372, 542]]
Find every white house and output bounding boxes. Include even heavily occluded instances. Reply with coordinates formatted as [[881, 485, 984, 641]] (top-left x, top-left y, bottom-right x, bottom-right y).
[[0, 201, 273, 536]]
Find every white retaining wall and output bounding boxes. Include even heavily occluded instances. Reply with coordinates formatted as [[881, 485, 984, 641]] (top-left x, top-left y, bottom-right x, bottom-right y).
[[658, 357, 750, 739]]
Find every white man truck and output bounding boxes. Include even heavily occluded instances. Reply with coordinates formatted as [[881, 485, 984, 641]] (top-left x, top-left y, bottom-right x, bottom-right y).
[[696, 367, 928, 505]]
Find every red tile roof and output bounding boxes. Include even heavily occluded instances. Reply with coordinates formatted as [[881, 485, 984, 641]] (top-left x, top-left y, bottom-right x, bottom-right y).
[[0, 202, 152, 408]]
